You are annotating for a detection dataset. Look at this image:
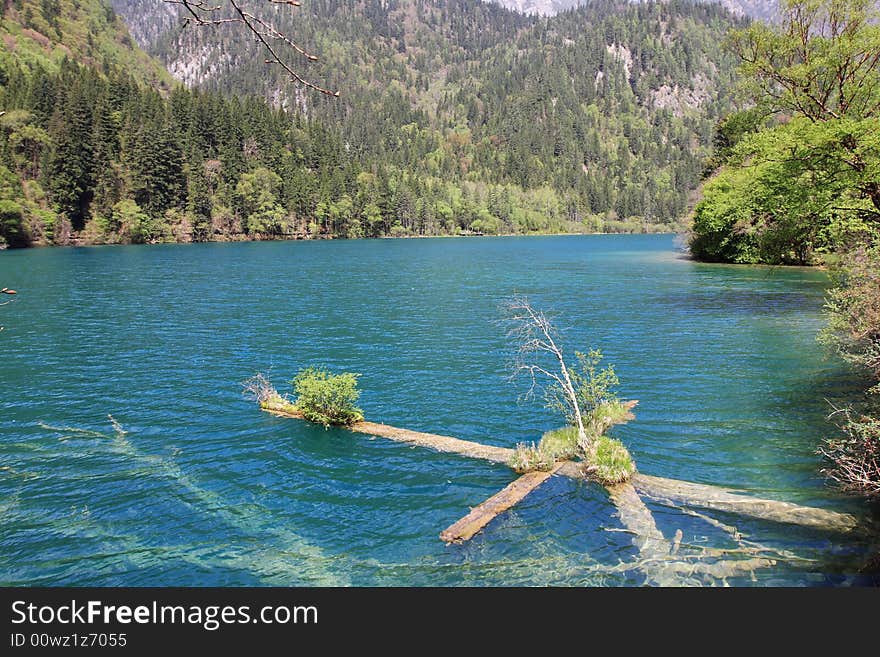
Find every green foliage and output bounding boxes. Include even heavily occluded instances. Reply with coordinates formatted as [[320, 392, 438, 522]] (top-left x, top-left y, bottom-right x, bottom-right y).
[[703, 108, 766, 174], [818, 208, 880, 501], [1, 0, 753, 245], [85, 199, 155, 244], [728, 0, 880, 123], [538, 426, 580, 461], [821, 246, 880, 390], [590, 399, 636, 433], [0, 165, 29, 247], [0, 198, 28, 248], [587, 435, 636, 485], [821, 408, 880, 499], [126, 120, 184, 220], [516, 412, 636, 481], [546, 349, 620, 431], [514, 423, 636, 482], [291, 367, 364, 428], [46, 77, 95, 230], [110, 0, 746, 233], [696, 0, 880, 498], [511, 346, 635, 478], [1, 110, 52, 179], [692, 0, 880, 265], [110, 199, 153, 244], [235, 168, 287, 235], [0, 0, 171, 87], [693, 118, 880, 264]]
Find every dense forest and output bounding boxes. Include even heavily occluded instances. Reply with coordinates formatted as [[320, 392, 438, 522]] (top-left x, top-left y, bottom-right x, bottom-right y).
[[489, 0, 780, 20], [1, 0, 746, 246]]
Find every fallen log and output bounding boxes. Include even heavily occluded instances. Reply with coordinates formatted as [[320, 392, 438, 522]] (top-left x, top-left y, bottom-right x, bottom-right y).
[[263, 401, 514, 463], [440, 464, 565, 543], [354, 421, 513, 464], [606, 482, 669, 558], [261, 400, 864, 534], [554, 463, 862, 534], [632, 473, 862, 534]]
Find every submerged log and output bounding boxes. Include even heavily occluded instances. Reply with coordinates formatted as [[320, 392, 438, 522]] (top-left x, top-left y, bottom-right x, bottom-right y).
[[606, 482, 669, 558], [559, 462, 862, 533], [632, 473, 862, 534], [605, 483, 782, 585], [261, 400, 864, 534], [605, 482, 697, 586], [440, 464, 564, 544]]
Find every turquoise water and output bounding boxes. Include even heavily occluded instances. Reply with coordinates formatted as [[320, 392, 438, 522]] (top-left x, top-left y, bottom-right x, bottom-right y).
[[0, 234, 874, 586]]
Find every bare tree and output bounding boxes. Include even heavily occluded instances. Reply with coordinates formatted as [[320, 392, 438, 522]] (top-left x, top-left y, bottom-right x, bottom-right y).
[[502, 295, 590, 451], [241, 371, 282, 403], [166, 0, 338, 96], [820, 406, 880, 499]]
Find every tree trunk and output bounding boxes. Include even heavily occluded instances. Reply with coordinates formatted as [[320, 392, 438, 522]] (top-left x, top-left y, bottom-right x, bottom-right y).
[[557, 352, 589, 451]]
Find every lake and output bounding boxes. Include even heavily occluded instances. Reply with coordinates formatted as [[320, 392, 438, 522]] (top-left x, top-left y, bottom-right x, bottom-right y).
[[0, 234, 873, 586]]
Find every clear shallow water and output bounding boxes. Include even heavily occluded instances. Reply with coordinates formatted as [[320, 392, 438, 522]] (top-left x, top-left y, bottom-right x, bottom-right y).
[[0, 234, 875, 586]]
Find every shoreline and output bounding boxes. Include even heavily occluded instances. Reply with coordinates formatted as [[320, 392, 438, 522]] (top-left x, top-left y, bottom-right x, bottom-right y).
[[2, 233, 828, 271], [675, 252, 829, 272], [2, 230, 681, 251]]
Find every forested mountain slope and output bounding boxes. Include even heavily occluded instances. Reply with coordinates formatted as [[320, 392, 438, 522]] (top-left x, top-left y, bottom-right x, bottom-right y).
[[111, 0, 746, 228], [1, 0, 746, 247], [491, 0, 778, 20], [0, 0, 171, 85]]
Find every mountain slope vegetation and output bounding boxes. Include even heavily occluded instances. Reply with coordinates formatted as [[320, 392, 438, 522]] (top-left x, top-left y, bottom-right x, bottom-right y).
[[491, 0, 778, 20], [0, 0, 171, 85], [111, 0, 746, 229], [2, 0, 746, 246]]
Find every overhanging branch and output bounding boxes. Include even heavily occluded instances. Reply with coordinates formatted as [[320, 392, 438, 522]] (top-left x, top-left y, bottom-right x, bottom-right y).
[[164, 0, 338, 96]]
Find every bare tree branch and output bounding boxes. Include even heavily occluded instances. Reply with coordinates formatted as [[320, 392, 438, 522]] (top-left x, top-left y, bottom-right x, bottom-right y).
[[164, 0, 338, 96], [502, 295, 589, 451]]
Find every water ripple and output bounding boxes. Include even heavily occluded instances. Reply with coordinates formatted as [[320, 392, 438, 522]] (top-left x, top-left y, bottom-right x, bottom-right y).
[[0, 235, 874, 586]]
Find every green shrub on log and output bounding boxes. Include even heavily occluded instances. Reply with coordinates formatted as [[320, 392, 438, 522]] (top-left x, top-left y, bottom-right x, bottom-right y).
[[588, 399, 636, 434], [292, 367, 364, 428], [511, 422, 636, 484]]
